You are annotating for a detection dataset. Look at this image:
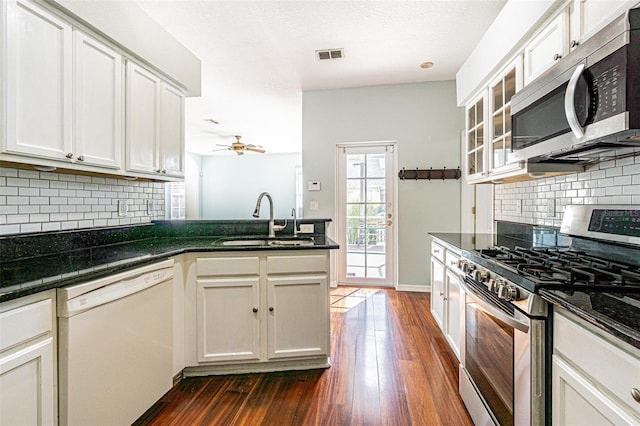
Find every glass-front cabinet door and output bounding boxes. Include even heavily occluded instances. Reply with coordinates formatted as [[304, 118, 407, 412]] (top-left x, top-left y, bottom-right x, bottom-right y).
[[465, 92, 486, 182], [489, 58, 522, 173]]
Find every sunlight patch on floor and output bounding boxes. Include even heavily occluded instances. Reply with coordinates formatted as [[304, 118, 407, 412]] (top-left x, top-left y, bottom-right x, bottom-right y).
[[330, 286, 381, 313]]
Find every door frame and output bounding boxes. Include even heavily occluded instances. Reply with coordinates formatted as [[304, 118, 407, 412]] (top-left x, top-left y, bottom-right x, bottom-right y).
[[335, 141, 398, 288]]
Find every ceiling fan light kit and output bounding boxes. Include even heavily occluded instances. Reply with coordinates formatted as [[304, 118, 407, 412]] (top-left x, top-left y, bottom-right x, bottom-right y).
[[212, 135, 266, 155]]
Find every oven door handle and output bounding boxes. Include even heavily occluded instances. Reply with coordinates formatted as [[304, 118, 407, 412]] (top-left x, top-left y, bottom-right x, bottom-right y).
[[459, 279, 530, 333]]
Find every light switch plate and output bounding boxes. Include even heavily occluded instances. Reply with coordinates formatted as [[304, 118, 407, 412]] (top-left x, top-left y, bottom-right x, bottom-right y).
[[309, 201, 319, 211]]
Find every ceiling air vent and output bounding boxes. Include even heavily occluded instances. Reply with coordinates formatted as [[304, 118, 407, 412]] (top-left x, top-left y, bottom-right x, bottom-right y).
[[316, 48, 344, 60]]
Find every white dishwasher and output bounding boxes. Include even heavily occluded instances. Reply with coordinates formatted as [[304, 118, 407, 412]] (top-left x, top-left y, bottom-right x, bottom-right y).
[[57, 259, 174, 426]]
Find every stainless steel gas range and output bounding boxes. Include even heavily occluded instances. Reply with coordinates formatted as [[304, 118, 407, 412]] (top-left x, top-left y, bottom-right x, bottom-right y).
[[456, 205, 640, 426]]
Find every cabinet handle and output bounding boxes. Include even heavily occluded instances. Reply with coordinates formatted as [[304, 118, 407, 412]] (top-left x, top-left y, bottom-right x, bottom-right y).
[[65, 153, 74, 159], [155, 169, 162, 173], [632, 388, 640, 403], [161, 169, 167, 174], [439, 292, 444, 297], [252, 307, 258, 313], [269, 307, 274, 312], [570, 40, 579, 48], [553, 53, 562, 61], [77, 155, 85, 161], [433, 249, 440, 253]]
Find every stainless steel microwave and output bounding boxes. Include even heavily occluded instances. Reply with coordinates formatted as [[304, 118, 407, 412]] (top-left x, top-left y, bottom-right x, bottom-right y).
[[511, 8, 640, 164]]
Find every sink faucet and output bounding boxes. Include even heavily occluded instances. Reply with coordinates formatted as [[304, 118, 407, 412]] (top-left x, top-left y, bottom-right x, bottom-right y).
[[253, 192, 285, 238], [292, 208, 298, 237]]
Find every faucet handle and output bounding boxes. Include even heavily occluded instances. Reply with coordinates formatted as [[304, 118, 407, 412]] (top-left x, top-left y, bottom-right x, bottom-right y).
[[273, 218, 288, 233]]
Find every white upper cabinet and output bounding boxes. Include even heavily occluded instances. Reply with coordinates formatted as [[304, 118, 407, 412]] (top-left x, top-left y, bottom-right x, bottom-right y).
[[4, 0, 73, 160], [160, 83, 185, 177], [465, 91, 487, 182], [524, 11, 569, 85], [489, 58, 522, 172], [73, 31, 123, 169], [1, 0, 187, 180], [126, 61, 185, 178], [126, 62, 161, 174]]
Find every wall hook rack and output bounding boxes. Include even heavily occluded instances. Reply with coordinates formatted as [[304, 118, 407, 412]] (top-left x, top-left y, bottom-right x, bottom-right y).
[[398, 166, 461, 181]]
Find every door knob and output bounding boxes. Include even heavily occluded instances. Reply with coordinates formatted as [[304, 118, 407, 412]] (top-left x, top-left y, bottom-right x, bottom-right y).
[[386, 220, 392, 227], [386, 213, 392, 219]]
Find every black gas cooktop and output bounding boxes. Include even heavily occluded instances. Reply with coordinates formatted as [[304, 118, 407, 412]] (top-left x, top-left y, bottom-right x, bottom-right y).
[[472, 245, 640, 293]]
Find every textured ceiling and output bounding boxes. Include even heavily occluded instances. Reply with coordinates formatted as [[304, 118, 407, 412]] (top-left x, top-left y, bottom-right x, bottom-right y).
[[135, 0, 506, 155]]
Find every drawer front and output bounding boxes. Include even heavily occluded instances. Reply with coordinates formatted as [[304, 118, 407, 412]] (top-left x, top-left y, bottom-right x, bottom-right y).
[[266, 254, 327, 275], [445, 250, 460, 269], [554, 311, 640, 415], [197, 257, 260, 276], [0, 299, 53, 352], [431, 241, 445, 263]]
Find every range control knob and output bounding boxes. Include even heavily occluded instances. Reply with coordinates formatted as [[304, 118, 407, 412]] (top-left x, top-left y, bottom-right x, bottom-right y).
[[498, 284, 520, 301], [487, 279, 501, 292], [472, 269, 490, 282], [463, 263, 476, 274]]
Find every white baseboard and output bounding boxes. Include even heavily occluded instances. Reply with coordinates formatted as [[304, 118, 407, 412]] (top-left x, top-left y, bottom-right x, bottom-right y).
[[395, 283, 430, 292]]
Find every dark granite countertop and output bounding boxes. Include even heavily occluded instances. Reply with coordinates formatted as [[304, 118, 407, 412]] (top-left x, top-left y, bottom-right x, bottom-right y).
[[540, 289, 640, 351], [0, 220, 338, 303], [429, 225, 639, 352]]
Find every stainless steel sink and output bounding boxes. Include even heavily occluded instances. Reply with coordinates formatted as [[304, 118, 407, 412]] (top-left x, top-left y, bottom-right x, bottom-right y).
[[215, 237, 314, 247], [220, 239, 268, 246]]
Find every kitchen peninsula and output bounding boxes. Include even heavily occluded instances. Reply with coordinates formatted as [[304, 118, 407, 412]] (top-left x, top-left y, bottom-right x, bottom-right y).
[[0, 219, 338, 425]]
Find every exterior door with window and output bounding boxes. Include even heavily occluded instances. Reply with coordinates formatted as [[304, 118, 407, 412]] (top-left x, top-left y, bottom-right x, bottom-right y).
[[337, 144, 396, 287]]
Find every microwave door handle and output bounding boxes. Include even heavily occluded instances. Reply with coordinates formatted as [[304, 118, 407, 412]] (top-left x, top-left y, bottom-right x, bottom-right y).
[[564, 63, 586, 139]]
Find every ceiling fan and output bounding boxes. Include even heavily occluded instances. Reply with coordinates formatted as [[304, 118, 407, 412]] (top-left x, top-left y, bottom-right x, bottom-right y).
[[212, 135, 266, 155]]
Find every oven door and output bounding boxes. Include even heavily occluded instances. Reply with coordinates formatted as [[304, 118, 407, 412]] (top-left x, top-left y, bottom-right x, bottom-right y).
[[459, 278, 546, 426]]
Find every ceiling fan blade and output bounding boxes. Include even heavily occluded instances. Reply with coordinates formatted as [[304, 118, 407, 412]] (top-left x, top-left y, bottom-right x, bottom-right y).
[[211, 147, 231, 152], [246, 146, 266, 153], [215, 144, 232, 148]]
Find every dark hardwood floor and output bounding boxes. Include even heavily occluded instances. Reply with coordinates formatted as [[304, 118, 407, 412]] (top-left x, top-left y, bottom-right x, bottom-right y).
[[134, 288, 473, 425]]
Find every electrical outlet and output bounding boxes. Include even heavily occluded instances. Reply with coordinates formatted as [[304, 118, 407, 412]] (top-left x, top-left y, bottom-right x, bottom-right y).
[[515, 199, 522, 215], [299, 224, 314, 233], [545, 198, 555, 217], [147, 199, 156, 216], [117, 200, 128, 217]]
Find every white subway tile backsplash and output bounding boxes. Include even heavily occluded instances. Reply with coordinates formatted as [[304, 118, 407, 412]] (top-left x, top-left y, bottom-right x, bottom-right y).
[[0, 166, 166, 235], [495, 154, 640, 227]]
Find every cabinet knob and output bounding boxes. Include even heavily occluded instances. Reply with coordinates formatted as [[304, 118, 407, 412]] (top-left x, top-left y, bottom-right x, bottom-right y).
[[155, 169, 162, 173], [77, 155, 85, 162], [269, 307, 274, 312], [161, 169, 167, 174], [553, 53, 562, 61], [65, 153, 74, 159], [434, 248, 440, 253], [252, 307, 258, 313], [570, 40, 579, 48], [439, 292, 444, 297], [632, 388, 640, 403]]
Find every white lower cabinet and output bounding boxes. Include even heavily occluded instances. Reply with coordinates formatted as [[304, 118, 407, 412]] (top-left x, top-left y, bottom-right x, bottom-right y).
[[430, 238, 464, 360], [552, 310, 640, 425], [266, 274, 328, 359], [187, 251, 331, 374], [0, 291, 56, 426], [196, 256, 260, 363]]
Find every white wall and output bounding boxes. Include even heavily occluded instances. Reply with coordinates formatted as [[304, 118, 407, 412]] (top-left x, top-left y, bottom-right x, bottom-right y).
[[200, 153, 301, 219], [495, 155, 640, 226], [302, 81, 463, 290]]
